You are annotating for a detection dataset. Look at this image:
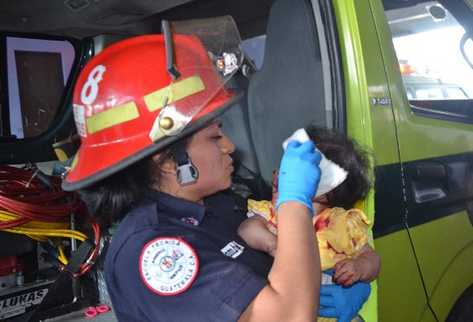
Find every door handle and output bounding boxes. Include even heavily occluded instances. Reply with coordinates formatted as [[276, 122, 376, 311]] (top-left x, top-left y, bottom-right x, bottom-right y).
[[411, 162, 448, 203]]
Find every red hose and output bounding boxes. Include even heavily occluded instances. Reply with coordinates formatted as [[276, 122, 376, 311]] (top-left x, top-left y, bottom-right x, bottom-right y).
[[0, 165, 82, 226]]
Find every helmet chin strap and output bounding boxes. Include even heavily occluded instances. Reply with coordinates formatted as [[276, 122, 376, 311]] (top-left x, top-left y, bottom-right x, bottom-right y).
[[173, 144, 199, 186]]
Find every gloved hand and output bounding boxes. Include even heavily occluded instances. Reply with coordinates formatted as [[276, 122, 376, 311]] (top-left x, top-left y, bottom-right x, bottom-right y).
[[319, 281, 371, 322], [276, 140, 321, 213]]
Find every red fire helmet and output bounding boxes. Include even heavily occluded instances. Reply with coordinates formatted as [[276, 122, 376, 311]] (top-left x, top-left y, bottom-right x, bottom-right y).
[[62, 30, 242, 191]]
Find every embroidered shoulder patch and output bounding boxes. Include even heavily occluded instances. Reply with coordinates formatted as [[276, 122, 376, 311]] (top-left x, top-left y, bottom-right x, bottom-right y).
[[139, 237, 199, 296]]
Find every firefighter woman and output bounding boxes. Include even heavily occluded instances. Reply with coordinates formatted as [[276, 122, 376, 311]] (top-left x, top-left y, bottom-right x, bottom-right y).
[[62, 19, 367, 322]]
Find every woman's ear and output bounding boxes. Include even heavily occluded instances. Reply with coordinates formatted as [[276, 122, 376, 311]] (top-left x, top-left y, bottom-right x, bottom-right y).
[[152, 154, 176, 174]]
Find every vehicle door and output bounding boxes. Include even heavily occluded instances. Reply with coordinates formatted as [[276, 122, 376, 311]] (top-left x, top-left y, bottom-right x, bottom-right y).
[[375, 0, 473, 321], [331, 1, 434, 321]]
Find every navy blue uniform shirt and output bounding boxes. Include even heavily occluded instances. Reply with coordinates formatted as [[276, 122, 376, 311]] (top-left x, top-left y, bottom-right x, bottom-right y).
[[105, 190, 273, 322]]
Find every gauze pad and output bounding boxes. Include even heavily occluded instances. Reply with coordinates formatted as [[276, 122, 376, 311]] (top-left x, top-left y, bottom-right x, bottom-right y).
[[282, 128, 348, 197]]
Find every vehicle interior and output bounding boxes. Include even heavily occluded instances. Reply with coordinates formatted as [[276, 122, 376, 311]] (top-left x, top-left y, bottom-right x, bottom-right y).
[[0, 0, 339, 320], [0, 0, 339, 178], [1, 0, 473, 320]]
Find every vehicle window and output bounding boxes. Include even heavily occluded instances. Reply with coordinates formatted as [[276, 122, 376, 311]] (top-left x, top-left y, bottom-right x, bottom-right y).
[[416, 87, 443, 99], [385, 1, 473, 102], [2, 36, 75, 139], [445, 86, 468, 99]]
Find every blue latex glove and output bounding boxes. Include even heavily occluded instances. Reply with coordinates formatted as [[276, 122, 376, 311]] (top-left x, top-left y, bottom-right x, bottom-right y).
[[319, 281, 371, 322], [276, 140, 321, 213]]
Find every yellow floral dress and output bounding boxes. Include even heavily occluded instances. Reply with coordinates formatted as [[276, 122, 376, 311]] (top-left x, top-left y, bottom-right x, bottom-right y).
[[247, 199, 370, 322]]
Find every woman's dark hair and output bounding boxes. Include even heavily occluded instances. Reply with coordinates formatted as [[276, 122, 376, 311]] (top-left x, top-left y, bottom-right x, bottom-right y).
[[305, 125, 372, 209], [78, 142, 181, 224]]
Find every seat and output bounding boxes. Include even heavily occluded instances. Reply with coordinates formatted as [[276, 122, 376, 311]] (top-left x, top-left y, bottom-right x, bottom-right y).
[[247, 0, 326, 184]]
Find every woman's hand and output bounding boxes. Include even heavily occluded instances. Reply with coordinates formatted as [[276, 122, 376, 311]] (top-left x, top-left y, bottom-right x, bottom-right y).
[[319, 281, 371, 322], [276, 140, 321, 213]]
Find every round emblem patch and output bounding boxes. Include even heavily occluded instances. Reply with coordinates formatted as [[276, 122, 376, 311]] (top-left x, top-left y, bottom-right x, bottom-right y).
[[139, 237, 199, 296]]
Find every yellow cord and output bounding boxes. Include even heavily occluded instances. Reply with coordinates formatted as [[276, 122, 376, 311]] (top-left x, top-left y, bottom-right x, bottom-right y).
[[0, 209, 87, 264], [0, 210, 86, 240], [0, 210, 67, 229], [58, 245, 69, 265], [3, 226, 87, 241]]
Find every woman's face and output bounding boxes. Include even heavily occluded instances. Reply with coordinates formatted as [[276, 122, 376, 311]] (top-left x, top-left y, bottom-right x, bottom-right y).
[[186, 121, 235, 198]]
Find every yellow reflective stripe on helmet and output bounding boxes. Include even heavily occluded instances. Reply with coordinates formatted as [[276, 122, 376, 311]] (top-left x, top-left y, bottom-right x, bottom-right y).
[[144, 75, 205, 112], [86, 102, 139, 134], [70, 152, 79, 171], [54, 148, 69, 162]]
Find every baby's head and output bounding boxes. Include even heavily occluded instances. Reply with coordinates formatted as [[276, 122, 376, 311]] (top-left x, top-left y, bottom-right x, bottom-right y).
[[306, 125, 372, 209]]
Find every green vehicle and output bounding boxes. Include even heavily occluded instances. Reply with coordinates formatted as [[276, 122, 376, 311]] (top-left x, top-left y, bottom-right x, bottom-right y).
[[0, 0, 472, 321]]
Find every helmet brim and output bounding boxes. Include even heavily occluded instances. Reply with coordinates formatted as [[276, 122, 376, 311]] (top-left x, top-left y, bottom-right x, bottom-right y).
[[62, 91, 243, 191]]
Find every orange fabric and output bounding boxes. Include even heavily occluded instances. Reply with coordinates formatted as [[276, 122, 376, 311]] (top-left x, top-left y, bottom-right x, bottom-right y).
[[246, 200, 370, 271]]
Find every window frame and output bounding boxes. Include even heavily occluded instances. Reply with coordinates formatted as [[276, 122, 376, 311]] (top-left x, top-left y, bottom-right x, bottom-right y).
[[387, 0, 473, 124], [5, 36, 76, 139], [0, 31, 90, 164]]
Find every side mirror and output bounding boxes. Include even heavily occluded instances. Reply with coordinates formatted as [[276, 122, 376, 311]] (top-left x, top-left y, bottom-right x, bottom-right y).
[[428, 4, 447, 21]]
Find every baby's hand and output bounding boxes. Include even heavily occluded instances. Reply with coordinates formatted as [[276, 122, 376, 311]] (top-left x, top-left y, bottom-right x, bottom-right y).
[[333, 259, 362, 287], [238, 217, 277, 256]]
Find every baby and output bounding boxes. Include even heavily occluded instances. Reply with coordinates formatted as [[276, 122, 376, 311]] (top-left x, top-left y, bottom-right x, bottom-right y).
[[238, 126, 380, 287]]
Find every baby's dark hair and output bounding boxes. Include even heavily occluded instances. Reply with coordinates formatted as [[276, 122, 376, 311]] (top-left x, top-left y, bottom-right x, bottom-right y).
[[305, 125, 372, 209]]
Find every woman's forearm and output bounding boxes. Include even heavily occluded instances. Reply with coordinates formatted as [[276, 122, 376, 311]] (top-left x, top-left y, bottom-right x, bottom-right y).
[[239, 139, 321, 322], [268, 202, 320, 320], [239, 202, 320, 322]]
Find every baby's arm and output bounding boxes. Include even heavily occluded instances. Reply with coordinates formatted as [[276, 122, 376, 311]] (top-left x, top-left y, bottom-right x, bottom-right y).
[[238, 216, 277, 256], [333, 244, 381, 286]]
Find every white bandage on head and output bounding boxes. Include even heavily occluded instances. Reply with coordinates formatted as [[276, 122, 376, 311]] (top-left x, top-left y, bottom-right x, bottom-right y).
[[282, 128, 348, 197]]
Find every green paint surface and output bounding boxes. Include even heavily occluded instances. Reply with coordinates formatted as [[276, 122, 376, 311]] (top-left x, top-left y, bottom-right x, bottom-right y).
[[409, 213, 473, 321], [374, 231, 435, 322], [367, 0, 473, 320]]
